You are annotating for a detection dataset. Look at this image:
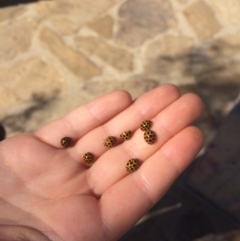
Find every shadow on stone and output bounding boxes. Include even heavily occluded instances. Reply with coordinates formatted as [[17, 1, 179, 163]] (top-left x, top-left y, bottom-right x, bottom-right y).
[[0, 92, 58, 133], [145, 39, 240, 135]]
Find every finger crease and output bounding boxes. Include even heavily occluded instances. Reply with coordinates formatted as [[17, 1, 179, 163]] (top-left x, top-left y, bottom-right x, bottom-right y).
[[159, 117, 174, 139], [162, 149, 181, 176], [133, 173, 155, 207]]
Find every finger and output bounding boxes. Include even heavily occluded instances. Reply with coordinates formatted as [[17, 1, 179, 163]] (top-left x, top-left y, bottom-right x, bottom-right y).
[[34, 90, 132, 148], [70, 84, 181, 162], [99, 126, 204, 240], [86, 93, 203, 195]]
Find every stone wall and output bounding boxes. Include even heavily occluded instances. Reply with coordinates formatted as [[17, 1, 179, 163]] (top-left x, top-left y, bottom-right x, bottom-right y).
[[0, 0, 240, 136]]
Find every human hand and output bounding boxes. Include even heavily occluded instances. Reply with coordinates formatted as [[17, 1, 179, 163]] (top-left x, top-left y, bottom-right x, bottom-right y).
[[0, 84, 204, 241]]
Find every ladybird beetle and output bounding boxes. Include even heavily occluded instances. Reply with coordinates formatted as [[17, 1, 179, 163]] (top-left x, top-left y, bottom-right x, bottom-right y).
[[144, 130, 156, 144], [104, 136, 117, 147], [140, 120, 152, 131], [61, 137, 73, 148], [83, 152, 94, 164], [120, 130, 132, 141], [126, 158, 139, 172]]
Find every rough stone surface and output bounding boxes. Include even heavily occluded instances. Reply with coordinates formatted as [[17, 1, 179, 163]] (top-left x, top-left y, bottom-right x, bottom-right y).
[[0, 0, 238, 141], [0, 5, 26, 23], [116, 0, 176, 46], [75, 36, 133, 72], [0, 0, 238, 160], [82, 79, 159, 99], [88, 15, 114, 39], [186, 42, 240, 85], [145, 33, 240, 86], [210, 0, 240, 25], [39, 27, 101, 79], [144, 35, 194, 84], [195, 59, 240, 85], [184, 0, 222, 40], [145, 35, 194, 58], [34, 0, 122, 35], [176, 0, 188, 4], [214, 34, 240, 57], [0, 16, 39, 63], [0, 58, 66, 118], [0, 88, 90, 136]]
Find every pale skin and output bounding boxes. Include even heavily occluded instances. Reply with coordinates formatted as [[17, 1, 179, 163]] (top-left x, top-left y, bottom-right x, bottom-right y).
[[0, 84, 204, 241]]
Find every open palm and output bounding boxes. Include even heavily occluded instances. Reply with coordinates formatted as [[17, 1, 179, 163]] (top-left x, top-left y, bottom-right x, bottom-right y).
[[0, 84, 204, 241]]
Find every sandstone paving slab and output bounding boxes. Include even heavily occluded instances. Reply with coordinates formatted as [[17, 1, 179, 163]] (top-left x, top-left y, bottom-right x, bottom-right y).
[[213, 34, 240, 57], [75, 36, 133, 72], [34, 0, 123, 35], [0, 15, 40, 63], [0, 0, 238, 146], [39, 27, 101, 79], [0, 88, 91, 137], [0, 58, 66, 119], [184, 0, 222, 40], [176, 0, 188, 5], [0, 5, 26, 23], [145, 35, 195, 59], [209, 0, 240, 25], [144, 35, 195, 84], [184, 41, 240, 85], [116, 0, 176, 47], [195, 60, 240, 85], [88, 15, 114, 39], [144, 58, 195, 85], [1, 91, 60, 136]]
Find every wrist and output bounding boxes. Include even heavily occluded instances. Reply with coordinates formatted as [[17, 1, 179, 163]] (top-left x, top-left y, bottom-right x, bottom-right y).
[[0, 225, 51, 241], [0, 199, 59, 241]]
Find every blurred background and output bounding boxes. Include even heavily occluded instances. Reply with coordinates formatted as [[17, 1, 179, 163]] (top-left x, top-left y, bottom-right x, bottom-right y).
[[0, 0, 240, 240]]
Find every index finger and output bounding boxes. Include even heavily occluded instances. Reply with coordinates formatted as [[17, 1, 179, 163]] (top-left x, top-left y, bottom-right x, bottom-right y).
[[34, 90, 132, 147]]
